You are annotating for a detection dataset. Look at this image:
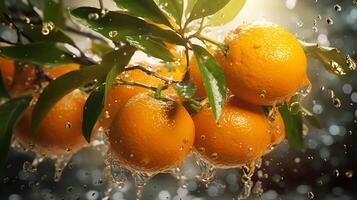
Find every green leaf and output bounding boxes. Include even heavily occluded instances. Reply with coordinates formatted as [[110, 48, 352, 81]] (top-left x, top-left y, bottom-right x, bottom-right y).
[[185, 0, 198, 17], [0, 96, 32, 166], [71, 7, 184, 46], [91, 40, 113, 57], [0, 71, 10, 98], [207, 0, 246, 26], [0, 43, 76, 67], [300, 41, 356, 76], [187, 0, 230, 23], [301, 107, 322, 129], [173, 81, 197, 99], [278, 103, 304, 150], [154, 0, 183, 25], [22, 25, 76, 46], [113, 0, 171, 27], [44, 0, 65, 29], [31, 46, 136, 131], [191, 44, 226, 121], [82, 84, 105, 143], [126, 36, 174, 61]]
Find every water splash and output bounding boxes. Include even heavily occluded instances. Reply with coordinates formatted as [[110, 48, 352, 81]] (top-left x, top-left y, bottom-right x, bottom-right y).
[[196, 158, 216, 187], [53, 149, 72, 182], [133, 172, 152, 200], [237, 161, 256, 200]]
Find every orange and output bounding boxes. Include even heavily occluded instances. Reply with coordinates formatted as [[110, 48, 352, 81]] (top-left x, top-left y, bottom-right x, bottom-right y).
[[108, 93, 195, 174], [193, 98, 285, 168], [14, 89, 87, 155], [7, 63, 80, 97], [189, 57, 206, 97], [218, 21, 308, 105], [43, 64, 80, 79], [270, 112, 286, 146], [99, 64, 183, 129], [0, 57, 15, 89]]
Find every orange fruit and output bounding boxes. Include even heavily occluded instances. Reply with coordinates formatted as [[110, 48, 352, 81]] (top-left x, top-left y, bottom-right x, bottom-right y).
[[270, 112, 286, 146], [108, 93, 195, 174], [193, 98, 285, 168], [43, 64, 80, 79], [0, 57, 15, 89], [99, 64, 183, 129], [14, 89, 87, 155], [189, 57, 206, 97], [218, 21, 308, 105], [8, 63, 80, 97]]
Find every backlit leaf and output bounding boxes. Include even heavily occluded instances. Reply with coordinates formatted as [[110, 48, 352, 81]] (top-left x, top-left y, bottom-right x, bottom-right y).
[[154, 0, 183, 25], [207, 0, 246, 26], [278, 103, 304, 150], [0, 43, 76, 67], [44, 0, 65, 29], [71, 7, 184, 46], [300, 41, 356, 76], [113, 0, 171, 27], [192, 44, 226, 121], [32, 45, 136, 131], [187, 0, 230, 23]]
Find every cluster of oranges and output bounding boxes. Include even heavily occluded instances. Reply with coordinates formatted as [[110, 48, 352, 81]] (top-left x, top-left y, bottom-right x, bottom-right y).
[[0, 21, 308, 175]]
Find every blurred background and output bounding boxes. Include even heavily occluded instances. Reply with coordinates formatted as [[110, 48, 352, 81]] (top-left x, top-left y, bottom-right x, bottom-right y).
[[1, 0, 357, 199]]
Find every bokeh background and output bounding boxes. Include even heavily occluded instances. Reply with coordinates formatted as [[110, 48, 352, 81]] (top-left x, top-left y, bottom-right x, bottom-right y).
[[1, 0, 357, 199]]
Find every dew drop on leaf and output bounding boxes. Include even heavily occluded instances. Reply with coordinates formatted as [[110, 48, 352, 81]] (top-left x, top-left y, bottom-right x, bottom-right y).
[[88, 13, 99, 20]]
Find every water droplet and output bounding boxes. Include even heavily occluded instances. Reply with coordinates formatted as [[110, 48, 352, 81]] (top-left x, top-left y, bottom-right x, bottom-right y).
[[326, 17, 334, 25], [334, 4, 342, 12], [41, 22, 55, 35], [65, 122, 72, 129], [346, 55, 356, 71], [211, 153, 218, 160], [88, 13, 99, 20], [334, 169, 340, 177], [109, 31, 118, 38], [312, 26, 318, 32], [200, 135, 206, 140], [308, 191, 315, 199], [345, 170, 353, 178]]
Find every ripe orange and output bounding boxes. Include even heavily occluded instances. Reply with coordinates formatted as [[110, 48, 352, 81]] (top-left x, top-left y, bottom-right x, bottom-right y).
[[43, 64, 80, 79], [193, 98, 285, 168], [5, 63, 80, 97], [270, 112, 286, 146], [14, 89, 87, 155], [99, 64, 183, 129], [0, 57, 15, 89], [189, 57, 206, 97], [108, 93, 195, 174], [218, 21, 308, 105]]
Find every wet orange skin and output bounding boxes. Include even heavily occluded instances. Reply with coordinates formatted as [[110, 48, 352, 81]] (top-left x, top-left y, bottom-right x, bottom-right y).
[[14, 89, 87, 155], [193, 98, 285, 168], [219, 21, 308, 105], [108, 94, 195, 175], [98, 65, 183, 129]]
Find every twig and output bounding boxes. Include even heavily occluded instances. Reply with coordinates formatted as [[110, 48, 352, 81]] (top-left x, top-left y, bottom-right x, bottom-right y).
[[124, 65, 180, 84], [115, 78, 169, 91], [99, 0, 104, 10]]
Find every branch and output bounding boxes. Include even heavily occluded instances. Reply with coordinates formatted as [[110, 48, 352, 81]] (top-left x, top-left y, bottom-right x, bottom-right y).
[[115, 78, 169, 92], [124, 65, 180, 84]]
